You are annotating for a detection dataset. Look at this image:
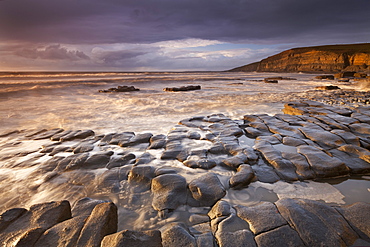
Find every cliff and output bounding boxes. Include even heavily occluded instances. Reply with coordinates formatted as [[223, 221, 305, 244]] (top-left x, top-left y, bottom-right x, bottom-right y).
[[230, 43, 370, 73]]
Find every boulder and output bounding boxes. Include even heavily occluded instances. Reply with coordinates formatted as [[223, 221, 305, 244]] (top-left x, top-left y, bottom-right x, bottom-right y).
[[315, 85, 340, 90], [0, 201, 71, 246], [108, 132, 135, 145], [208, 200, 231, 220], [229, 164, 255, 189], [160, 223, 196, 247], [183, 159, 217, 169], [315, 75, 334, 80], [335, 72, 356, 78], [106, 153, 136, 169], [163, 85, 201, 92], [31, 128, 64, 140], [119, 133, 153, 147], [34, 215, 86, 247], [71, 197, 109, 217], [264, 78, 278, 83], [99, 85, 140, 93], [151, 174, 187, 215], [188, 173, 226, 207], [69, 151, 113, 170], [0, 208, 27, 232], [149, 134, 167, 149], [128, 166, 156, 191], [101, 229, 162, 247], [76, 202, 118, 247]]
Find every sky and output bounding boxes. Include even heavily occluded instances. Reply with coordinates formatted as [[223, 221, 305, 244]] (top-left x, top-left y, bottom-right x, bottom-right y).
[[0, 0, 369, 71]]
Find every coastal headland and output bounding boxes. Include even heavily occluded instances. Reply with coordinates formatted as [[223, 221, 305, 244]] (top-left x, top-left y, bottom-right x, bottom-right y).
[[229, 43, 370, 74]]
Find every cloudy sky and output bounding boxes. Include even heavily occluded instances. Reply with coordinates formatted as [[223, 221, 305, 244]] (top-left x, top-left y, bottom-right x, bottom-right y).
[[1, 0, 369, 71]]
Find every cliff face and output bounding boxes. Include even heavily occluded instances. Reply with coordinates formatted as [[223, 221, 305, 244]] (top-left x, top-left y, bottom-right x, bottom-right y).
[[230, 43, 370, 73]]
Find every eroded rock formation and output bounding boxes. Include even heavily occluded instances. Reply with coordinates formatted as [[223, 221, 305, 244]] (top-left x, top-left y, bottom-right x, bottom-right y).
[[230, 43, 370, 73]]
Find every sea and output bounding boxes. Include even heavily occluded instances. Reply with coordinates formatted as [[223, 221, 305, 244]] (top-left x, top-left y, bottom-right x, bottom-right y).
[[0, 71, 369, 230]]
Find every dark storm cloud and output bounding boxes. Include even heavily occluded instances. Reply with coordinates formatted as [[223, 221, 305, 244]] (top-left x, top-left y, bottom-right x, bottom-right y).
[[13, 44, 90, 60], [1, 0, 369, 45]]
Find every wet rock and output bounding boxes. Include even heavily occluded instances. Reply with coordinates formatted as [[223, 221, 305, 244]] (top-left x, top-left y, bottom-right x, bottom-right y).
[[49, 145, 73, 156], [187, 131, 201, 140], [120, 133, 153, 147], [161, 141, 183, 160], [163, 85, 201, 92], [99, 85, 140, 93], [160, 223, 196, 247], [62, 153, 90, 171], [59, 130, 95, 142], [101, 229, 162, 247], [229, 164, 255, 189], [254, 225, 305, 247], [31, 128, 64, 140], [135, 152, 155, 165], [264, 78, 278, 83], [276, 198, 358, 247], [109, 132, 135, 145], [71, 197, 110, 217], [315, 85, 340, 90], [215, 214, 256, 247], [315, 75, 334, 80], [73, 141, 95, 153], [106, 153, 136, 169], [336, 202, 370, 242], [0, 208, 27, 232], [208, 200, 231, 220], [254, 140, 298, 181], [282, 136, 306, 146], [0, 201, 71, 246], [35, 215, 86, 247], [188, 173, 226, 207], [221, 153, 248, 169], [314, 115, 349, 131], [235, 202, 287, 235], [297, 145, 349, 177], [298, 127, 346, 149], [189, 215, 210, 225], [251, 162, 280, 183], [195, 232, 215, 247], [96, 168, 131, 194], [331, 129, 361, 146], [73, 151, 113, 170], [183, 158, 217, 169], [128, 166, 156, 191], [350, 122, 370, 135], [281, 152, 316, 180], [149, 134, 167, 149], [337, 144, 370, 163], [76, 202, 118, 247], [151, 174, 187, 214], [208, 142, 228, 154], [330, 149, 370, 174]]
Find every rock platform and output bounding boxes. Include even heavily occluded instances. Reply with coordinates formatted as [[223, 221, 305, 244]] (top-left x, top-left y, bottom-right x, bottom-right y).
[[0, 100, 370, 246]]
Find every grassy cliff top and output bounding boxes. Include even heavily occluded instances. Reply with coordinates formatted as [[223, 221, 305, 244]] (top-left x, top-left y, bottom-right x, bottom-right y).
[[290, 43, 370, 54]]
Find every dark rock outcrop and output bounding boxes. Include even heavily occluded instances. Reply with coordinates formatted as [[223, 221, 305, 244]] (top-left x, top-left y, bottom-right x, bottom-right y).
[[99, 85, 140, 93], [163, 85, 201, 92]]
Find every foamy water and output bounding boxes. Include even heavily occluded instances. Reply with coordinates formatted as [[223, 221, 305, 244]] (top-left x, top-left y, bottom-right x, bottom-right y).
[[0, 71, 359, 135], [0, 71, 369, 231]]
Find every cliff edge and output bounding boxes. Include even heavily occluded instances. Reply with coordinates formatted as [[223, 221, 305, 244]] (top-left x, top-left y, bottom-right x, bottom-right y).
[[230, 43, 370, 73]]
